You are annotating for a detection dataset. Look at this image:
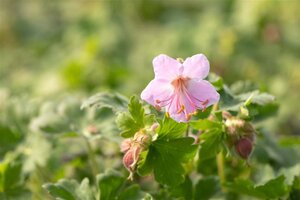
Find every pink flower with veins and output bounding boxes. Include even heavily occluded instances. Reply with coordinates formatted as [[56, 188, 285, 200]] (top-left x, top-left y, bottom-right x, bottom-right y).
[[141, 54, 220, 122]]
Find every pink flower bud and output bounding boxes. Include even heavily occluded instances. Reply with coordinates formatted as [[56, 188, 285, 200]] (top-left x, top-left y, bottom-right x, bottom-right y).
[[133, 131, 151, 148], [122, 145, 141, 179], [235, 137, 253, 160], [120, 139, 132, 153], [123, 149, 135, 171], [150, 123, 159, 131]]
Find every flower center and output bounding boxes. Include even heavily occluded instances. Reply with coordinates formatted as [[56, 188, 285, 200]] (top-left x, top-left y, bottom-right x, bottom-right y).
[[171, 76, 189, 91]]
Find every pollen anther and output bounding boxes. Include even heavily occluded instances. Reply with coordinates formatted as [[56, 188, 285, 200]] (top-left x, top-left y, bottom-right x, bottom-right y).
[[177, 105, 185, 114]]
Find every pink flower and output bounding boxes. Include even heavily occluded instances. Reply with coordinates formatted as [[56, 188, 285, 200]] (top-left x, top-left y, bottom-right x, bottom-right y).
[[141, 54, 220, 122]]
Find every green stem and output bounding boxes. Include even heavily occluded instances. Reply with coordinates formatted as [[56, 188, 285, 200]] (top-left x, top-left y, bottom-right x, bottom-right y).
[[216, 152, 225, 182], [84, 137, 99, 177], [186, 124, 190, 137]]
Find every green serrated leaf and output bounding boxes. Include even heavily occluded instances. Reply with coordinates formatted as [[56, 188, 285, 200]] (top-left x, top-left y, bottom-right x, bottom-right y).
[[190, 119, 222, 131], [97, 169, 125, 200], [158, 117, 187, 139], [128, 96, 144, 125], [116, 112, 140, 138], [194, 176, 220, 200], [81, 92, 128, 113], [116, 96, 149, 138], [138, 137, 197, 186], [144, 114, 155, 126], [199, 129, 224, 161]]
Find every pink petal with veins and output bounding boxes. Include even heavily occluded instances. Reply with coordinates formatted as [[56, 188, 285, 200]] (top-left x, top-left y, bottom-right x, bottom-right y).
[[183, 54, 210, 80], [153, 54, 182, 81]]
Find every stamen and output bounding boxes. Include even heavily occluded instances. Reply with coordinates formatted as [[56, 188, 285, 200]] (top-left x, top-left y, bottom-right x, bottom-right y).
[[201, 99, 209, 112], [186, 114, 192, 121], [155, 99, 161, 104], [166, 112, 170, 118], [201, 99, 209, 106], [177, 104, 185, 114], [155, 105, 161, 111]]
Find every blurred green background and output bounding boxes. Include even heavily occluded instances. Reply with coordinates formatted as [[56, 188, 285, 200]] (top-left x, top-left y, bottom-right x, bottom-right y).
[[1, 0, 300, 199], [1, 1, 300, 143]]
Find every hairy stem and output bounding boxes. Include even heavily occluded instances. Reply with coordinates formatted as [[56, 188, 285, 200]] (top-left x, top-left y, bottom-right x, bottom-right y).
[[84, 137, 99, 177]]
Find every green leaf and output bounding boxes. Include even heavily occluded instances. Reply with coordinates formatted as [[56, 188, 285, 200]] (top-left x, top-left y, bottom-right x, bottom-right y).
[[116, 112, 140, 138], [207, 73, 223, 90], [0, 125, 22, 158], [81, 92, 128, 113], [169, 176, 193, 200], [190, 119, 222, 131], [0, 154, 23, 193], [43, 178, 95, 200], [43, 180, 78, 200], [118, 184, 153, 200], [138, 137, 198, 186], [116, 96, 154, 138], [97, 169, 125, 200], [225, 175, 289, 199], [158, 117, 188, 139], [137, 150, 153, 176], [236, 90, 275, 106], [199, 129, 224, 161], [194, 176, 220, 200], [128, 96, 144, 125]]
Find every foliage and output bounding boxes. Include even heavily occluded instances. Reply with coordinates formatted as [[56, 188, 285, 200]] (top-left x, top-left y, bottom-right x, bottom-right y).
[[1, 1, 300, 199]]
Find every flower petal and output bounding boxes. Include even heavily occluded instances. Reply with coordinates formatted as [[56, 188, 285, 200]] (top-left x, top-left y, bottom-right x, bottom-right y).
[[167, 98, 188, 123], [153, 54, 182, 81], [186, 79, 220, 109], [182, 54, 210, 79], [141, 79, 173, 106], [166, 93, 197, 123]]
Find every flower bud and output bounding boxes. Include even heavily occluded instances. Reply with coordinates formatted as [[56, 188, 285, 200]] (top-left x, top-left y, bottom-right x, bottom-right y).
[[150, 123, 159, 132], [235, 137, 253, 160], [223, 112, 256, 148], [120, 139, 132, 153], [133, 131, 151, 148], [122, 145, 141, 180]]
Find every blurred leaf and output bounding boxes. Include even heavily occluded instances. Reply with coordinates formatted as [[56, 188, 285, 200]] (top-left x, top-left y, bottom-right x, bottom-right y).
[[81, 92, 128, 113], [169, 176, 193, 200], [97, 169, 124, 200], [43, 178, 95, 200], [236, 90, 275, 106], [0, 125, 22, 158], [225, 175, 289, 199], [118, 184, 153, 200], [279, 137, 300, 147], [0, 155, 23, 193], [207, 73, 223, 91], [194, 176, 220, 200]]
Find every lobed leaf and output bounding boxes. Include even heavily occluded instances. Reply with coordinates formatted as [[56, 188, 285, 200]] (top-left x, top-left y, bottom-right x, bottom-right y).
[[81, 92, 128, 113]]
